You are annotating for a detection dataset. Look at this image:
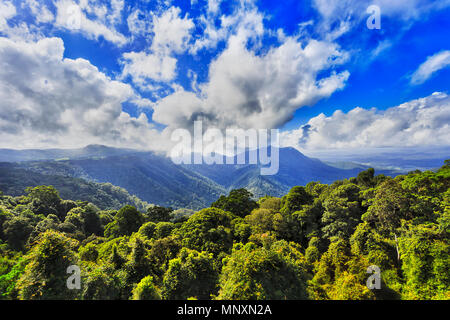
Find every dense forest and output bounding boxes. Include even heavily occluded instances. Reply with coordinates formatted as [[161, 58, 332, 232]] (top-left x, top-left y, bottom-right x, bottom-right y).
[[0, 161, 448, 300], [0, 164, 151, 212]]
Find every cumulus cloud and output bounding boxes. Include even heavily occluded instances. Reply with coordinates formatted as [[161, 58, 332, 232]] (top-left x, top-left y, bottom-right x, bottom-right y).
[[127, 8, 151, 37], [151, 1, 349, 132], [0, 0, 49, 42], [281, 92, 450, 150], [314, 0, 439, 20], [121, 51, 177, 86], [54, 0, 127, 46], [411, 50, 450, 85], [151, 6, 194, 55], [25, 0, 54, 24], [0, 0, 16, 29], [0, 37, 167, 150], [190, 0, 262, 54], [121, 7, 194, 88], [312, 0, 450, 41], [153, 31, 349, 132], [313, 0, 450, 24]]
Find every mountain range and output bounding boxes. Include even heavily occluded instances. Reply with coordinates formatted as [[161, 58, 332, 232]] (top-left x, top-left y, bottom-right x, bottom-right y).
[[0, 145, 406, 209]]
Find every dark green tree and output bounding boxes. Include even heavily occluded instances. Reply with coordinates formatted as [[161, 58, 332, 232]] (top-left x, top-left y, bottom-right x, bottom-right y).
[[132, 275, 161, 300], [178, 208, 234, 255], [3, 216, 34, 251], [16, 230, 79, 299], [26, 186, 64, 218], [161, 248, 218, 299], [356, 168, 376, 188], [104, 205, 143, 237], [147, 206, 173, 223], [280, 186, 313, 214], [217, 241, 309, 300], [211, 189, 258, 218]]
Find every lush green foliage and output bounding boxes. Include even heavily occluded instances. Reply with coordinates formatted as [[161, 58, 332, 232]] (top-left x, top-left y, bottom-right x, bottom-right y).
[[0, 163, 448, 300]]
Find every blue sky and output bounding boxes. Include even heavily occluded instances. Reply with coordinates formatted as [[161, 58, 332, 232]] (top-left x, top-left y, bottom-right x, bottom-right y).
[[0, 0, 449, 153]]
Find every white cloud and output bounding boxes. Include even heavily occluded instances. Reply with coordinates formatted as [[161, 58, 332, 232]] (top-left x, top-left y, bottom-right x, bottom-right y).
[[120, 6, 194, 87], [313, 0, 450, 23], [0, 1, 50, 41], [0, 37, 168, 150], [153, 32, 349, 131], [207, 0, 222, 14], [190, 1, 263, 54], [121, 51, 177, 85], [282, 92, 450, 150], [25, 0, 55, 24], [0, 0, 16, 29], [127, 8, 151, 36], [54, 0, 127, 46], [312, 0, 450, 40], [151, 6, 194, 55], [411, 50, 450, 85], [107, 0, 124, 26]]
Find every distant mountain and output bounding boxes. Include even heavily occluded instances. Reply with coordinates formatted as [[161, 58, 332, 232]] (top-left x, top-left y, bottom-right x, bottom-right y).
[[0, 144, 136, 162], [307, 146, 450, 172], [14, 152, 227, 210], [0, 163, 150, 211], [0, 145, 401, 209], [182, 147, 384, 198]]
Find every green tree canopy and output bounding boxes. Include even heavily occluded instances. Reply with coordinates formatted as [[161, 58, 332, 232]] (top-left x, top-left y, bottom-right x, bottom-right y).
[[217, 241, 309, 300], [17, 230, 79, 299], [211, 189, 258, 218]]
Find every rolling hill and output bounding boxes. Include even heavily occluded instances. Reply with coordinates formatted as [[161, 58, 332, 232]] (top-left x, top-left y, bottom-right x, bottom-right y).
[[0, 162, 150, 211], [0, 145, 401, 209]]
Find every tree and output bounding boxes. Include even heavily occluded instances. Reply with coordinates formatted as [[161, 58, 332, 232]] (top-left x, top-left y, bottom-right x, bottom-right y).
[[79, 243, 99, 262], [26, 186, 64, 218], [329, 271, 374, 300], [399, 223, 449, 299], [356, 168, 376, 188], [321, 184, 362, 240], [16, 230, 79, 299], [138, 222, 157, 239], [154, 222, 176, 239], [0, 207, 13, 241], [108, 244, 126, 270], [65, 204, 103, 237], [104, 205, 143, 237], [363, 179, 410, 236], [292, 201, 322, 247], [245, 208, 275, 234], [125, 237, 153, 285], [3, 216, 34, 251], [132, 276, 161, 300], [161, 248, 218, 300], [0, 258, 26, 299], [81, 267, 124, 300], [148, 235, 182, 278], [217, 241, 309, 300], [305, 237, 321, 265], [309, 238, 374, 300], [178, 208, 234, 255], [259, 197, 281, 211], [349, 222, 398, 270], [211, 189, 258, 218], [147, 206, 173, 223], [280, 186, 313, 214]]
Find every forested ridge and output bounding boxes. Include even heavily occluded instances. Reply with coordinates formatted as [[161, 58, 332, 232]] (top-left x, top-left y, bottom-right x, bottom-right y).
[[0, 161, 448, 300]]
